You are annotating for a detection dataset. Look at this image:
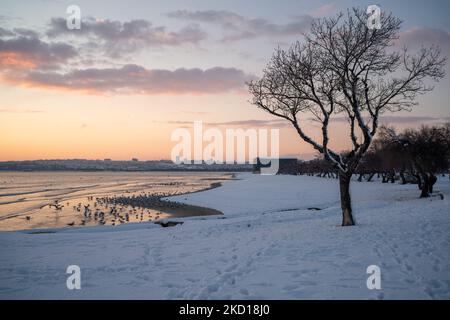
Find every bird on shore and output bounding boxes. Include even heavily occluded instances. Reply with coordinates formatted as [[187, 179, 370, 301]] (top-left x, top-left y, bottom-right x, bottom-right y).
[[49, 202, 64, 210]]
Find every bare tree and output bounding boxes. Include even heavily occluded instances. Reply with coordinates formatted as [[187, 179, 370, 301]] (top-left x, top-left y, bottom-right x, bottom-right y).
[[248, 8, 446, 226], [398, 125, 449, 197], [371, 125, 450, 196]]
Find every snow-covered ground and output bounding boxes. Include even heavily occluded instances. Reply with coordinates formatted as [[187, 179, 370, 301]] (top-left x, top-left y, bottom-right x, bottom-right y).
[[0, 173, 449, 299]]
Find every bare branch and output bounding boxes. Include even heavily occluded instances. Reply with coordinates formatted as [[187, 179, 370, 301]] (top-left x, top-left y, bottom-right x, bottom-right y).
[[248, 7, 446, 174]]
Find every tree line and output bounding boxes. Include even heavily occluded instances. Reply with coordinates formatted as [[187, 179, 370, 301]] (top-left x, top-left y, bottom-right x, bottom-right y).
[[298, 123, 450, 198]]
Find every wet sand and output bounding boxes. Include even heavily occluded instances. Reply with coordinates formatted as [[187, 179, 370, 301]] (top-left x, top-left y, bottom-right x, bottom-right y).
[[0, 172, 233, 231]]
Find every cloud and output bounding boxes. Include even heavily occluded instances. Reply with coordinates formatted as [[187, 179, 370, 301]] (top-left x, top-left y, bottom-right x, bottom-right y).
[[397, 26, 450, 55], [167, 10, 312, 42], [160, 119, 289, 127], [160, 116, 450, 129], [0, 22, 252, 95], [46, 17, 206, 57], [13, 28, 40, 38], [378, 115, 450, 124], [206, 119, 289, 127], [330, 115, 450, 124], [203, 116, 450, 127], [0, 14, 23, 23], [310, 3, 337, 17], [0, 28, 77, 69], [4, 64, 255, 95], [0, 27, 15, 37]]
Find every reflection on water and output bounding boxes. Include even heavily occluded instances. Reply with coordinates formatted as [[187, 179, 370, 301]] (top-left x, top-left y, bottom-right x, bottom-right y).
[[0, 171, 232, 231]]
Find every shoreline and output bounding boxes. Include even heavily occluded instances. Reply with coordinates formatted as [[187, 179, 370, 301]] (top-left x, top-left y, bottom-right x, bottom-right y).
[[0, 172, 235, 232]]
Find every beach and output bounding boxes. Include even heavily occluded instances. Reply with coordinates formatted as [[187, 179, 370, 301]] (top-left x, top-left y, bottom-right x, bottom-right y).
[[0, 173, 449, 299], [0, 171, 231, 231]]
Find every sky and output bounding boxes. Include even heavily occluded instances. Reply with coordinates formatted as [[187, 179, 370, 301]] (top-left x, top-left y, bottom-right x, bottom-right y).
[[1, 0, 449, 161]]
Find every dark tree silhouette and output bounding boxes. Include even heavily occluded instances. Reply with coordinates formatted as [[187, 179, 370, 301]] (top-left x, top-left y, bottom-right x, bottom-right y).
[[248, 8, 446, 226], [369, 126, 414, 184], [298, 156, 337, 178], [379, 125, 450, 197]]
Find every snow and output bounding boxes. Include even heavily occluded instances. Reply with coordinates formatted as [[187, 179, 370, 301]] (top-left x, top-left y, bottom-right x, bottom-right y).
[[0, 173, 449, 299]]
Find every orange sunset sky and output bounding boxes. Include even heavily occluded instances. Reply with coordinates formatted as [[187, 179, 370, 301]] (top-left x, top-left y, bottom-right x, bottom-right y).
[[1, 0, 449, 161]]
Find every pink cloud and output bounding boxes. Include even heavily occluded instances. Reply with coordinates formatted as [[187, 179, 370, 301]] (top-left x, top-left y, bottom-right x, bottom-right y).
[[2, 64, 255, 95], [310, 3, 337, 17], [397, 26, 450, 54]]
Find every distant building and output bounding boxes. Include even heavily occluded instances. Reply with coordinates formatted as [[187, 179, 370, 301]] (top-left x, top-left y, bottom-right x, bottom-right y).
[[253, 157, 299, 175], [132, 158, 139, 162]]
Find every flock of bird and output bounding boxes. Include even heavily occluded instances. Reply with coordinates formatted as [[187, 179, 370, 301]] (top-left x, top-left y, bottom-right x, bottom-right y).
[[23, 180, 202, 227], [37, 191, 189, 227], [98, 192, 188, 210]]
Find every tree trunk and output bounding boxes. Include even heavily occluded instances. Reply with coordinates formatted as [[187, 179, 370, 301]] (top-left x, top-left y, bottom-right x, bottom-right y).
[[414, 173, 422, 190], [390, 171, 396, 183], [399, 171, 406, 185], [429, 174, 437, 193], [339, 172, 355, 226], [420, 173, 430, 198]]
